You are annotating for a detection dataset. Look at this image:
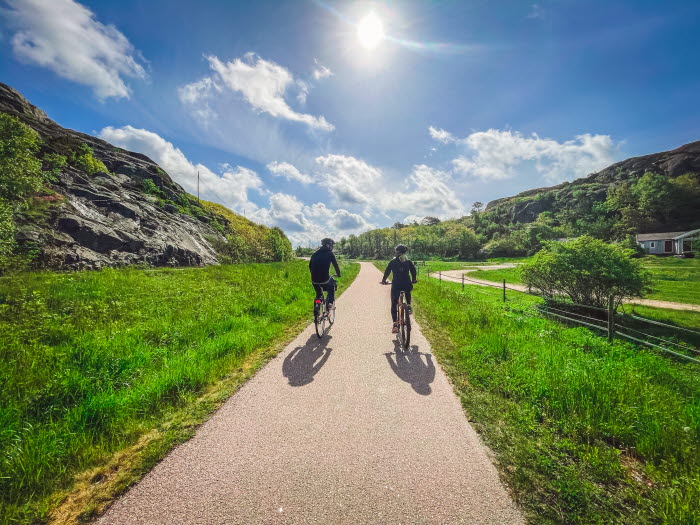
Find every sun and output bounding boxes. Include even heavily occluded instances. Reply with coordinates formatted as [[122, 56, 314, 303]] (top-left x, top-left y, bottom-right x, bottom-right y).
[[357, 11, 385, 49]]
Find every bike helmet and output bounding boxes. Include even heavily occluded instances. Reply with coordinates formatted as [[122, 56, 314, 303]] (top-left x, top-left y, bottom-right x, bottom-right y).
[[395, 244, 408, 254], [321, 238, 335, 247]]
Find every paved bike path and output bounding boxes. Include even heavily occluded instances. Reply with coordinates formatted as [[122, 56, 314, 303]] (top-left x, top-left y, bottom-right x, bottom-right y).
[[98, 262, 523, 524]]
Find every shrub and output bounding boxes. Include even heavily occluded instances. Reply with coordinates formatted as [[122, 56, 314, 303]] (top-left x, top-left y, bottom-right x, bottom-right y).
[[0, 113, 43, 202], [70, 143, 109, 175], [42, 153, 67, 182], [142, 178, 164, 197], [521, 235, 652, 308]]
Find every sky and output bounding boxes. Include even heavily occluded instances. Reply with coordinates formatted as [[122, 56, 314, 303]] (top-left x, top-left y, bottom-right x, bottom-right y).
[[1, 0, 699, 245]]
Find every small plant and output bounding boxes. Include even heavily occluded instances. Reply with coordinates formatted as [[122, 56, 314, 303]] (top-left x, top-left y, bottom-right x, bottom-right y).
[[142, 178, 164, 197], [69, 143, 109, 175], [41, 153, 67, 182]]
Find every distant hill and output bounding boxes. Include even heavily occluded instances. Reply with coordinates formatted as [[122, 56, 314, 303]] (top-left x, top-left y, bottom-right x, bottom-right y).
[[0, 83, 292, 270], [483, 141, 700, 233], [342, 141, 700, 259]]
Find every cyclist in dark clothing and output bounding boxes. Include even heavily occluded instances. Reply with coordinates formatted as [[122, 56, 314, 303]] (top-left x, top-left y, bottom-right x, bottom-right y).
[[381, 244, 417, 333], [309, 238, 341, 307]]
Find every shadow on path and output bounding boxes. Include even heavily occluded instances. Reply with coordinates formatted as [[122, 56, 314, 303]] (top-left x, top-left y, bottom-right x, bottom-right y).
[[283, 334, 333, 387], [384, 341, 436, 395]]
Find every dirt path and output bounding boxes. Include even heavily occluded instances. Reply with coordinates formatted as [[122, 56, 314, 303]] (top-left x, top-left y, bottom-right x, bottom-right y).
[[97, 262, 523, 525], [436, 268, 700, 312]]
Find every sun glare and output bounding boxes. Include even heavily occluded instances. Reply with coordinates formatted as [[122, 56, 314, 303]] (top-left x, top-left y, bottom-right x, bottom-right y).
[[357, 11, 385, 49]]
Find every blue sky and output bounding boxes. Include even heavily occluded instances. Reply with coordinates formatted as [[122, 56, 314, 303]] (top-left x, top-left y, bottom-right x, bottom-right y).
[[1, 0, 699, 245]]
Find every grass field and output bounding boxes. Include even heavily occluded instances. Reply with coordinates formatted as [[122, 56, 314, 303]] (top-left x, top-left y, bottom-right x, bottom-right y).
[[411, 277, 699, 523], [0, 260, 359, 524], [469, 256, 700, 306]]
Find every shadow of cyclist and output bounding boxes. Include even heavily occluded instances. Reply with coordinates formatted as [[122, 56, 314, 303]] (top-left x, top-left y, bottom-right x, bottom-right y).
[[283, 334, 333, 387], [384, 342, 436, 395]]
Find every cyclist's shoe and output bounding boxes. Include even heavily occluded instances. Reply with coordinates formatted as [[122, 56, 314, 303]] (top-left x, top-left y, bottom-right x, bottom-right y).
[[327, 302, 335, 310], [392, 322, 399, 333], [406, 304, 413, 315]]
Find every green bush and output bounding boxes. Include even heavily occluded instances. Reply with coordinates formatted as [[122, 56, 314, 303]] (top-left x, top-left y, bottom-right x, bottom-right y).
[[142, 178, 164, 197], [521, 236, 652, 308], [0, 113, 44, 202], [70, 143, 109, 175]]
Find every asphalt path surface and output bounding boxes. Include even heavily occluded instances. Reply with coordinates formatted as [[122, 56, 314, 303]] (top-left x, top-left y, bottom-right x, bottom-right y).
[[98, 262, 523, 524]]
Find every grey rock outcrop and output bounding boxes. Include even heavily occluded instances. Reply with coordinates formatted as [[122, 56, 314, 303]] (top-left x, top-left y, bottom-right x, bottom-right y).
[[0, 83, 232, 270]]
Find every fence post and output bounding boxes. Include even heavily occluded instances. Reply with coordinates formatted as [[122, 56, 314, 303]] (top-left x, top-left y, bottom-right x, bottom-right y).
[[503, 279, 506, 302], [462, 273, 464, 291], [607, 295, 615, 342], [439, 271, 442, 283]]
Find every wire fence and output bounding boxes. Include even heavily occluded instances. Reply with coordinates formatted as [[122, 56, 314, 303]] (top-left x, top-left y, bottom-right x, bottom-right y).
[[425, 268, 700, 364]]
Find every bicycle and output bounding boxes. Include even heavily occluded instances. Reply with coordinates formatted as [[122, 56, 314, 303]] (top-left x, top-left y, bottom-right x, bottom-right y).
[[381, 281, 412, 350], [313, 275, 338, 339]]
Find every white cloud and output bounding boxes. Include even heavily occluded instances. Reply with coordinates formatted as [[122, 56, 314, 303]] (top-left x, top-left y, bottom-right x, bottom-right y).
[[179, 53, 334, 131], [252, 195, 371, 245], [98, 125, 262, 212], [445, 129, 616, 182], [314, 154, 382, 207], [2, 0, 146, 99], [97, 125, 370, 245], [312, 59, 333, 80], [267, 161, 314, 184], [428, 126, 456, 144], [382, 165, 466, 219]]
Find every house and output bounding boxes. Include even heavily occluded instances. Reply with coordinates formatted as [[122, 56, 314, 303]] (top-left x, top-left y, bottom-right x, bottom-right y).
[[636, 229, 700, 255]]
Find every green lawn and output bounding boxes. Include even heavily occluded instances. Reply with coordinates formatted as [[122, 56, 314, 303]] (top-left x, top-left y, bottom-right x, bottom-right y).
[[0, 260, 359, 524], [640, 256, 700, 305], [470, 256, 700, 306], [412, 277, 699, 523]]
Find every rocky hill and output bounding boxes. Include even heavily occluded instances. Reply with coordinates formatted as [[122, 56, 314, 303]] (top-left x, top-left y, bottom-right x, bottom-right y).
[[484, 141, 700, 228], [0, 83, 292, 270]]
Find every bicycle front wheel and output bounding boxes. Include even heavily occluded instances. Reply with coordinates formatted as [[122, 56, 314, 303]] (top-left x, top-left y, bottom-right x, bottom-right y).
[[327, 303, 336, 326], [314, 303, 325, 338]]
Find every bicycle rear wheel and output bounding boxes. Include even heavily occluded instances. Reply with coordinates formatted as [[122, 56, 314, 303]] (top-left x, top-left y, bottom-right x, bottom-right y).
[[400, 303, 411, 349]]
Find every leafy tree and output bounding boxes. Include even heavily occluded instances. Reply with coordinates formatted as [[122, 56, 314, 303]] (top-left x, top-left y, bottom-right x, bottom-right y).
[[421, 216, 441, 226], [521, 236, 652, 309]]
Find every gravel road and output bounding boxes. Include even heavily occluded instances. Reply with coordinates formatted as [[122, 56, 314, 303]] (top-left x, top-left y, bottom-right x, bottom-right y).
[[97, 262, 523, 524]]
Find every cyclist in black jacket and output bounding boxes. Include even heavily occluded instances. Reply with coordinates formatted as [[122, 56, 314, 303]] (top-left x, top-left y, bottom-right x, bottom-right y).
[[309, 238, 341, 308], [381, 244, 417, 333]]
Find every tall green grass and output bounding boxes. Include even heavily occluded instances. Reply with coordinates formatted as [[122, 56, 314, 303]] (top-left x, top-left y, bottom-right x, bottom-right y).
[[0, 260, 359, 523], [412, 278, 699, 523]]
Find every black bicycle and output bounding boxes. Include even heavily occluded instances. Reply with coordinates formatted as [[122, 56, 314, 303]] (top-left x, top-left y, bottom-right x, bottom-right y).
[[396, 290, 411, 349], [381, 281, 412, 350], [313, 276, 337, 338]]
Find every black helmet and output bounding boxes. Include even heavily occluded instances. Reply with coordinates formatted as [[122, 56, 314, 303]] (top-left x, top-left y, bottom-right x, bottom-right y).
[[321, 238, 335, 247], [395, 244, 408, 254]]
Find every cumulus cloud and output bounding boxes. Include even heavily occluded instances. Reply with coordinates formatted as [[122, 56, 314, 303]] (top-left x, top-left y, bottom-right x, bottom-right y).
[[314, 154, 382, 207], [436, 128, 617, 182], [97, 126, 370, 245], [252, 195, 371, 245], [98, 125, 262, 212], [179, 53, 334, 131], [267, 161, 314, 184], [2, 0, 146, 99], [382, 165, 466, 219]]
